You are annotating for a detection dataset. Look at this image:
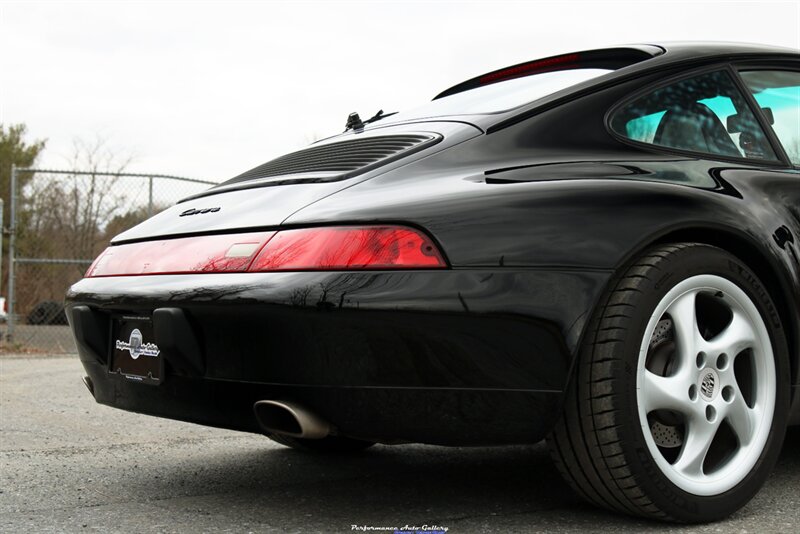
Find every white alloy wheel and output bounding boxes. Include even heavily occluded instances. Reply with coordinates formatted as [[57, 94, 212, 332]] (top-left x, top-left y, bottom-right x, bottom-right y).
[[548, 244, 789, 522], [637, 274, 776, 495]]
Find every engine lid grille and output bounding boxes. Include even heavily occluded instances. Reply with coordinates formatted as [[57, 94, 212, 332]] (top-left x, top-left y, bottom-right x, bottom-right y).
[[223, 133, 440, 186]]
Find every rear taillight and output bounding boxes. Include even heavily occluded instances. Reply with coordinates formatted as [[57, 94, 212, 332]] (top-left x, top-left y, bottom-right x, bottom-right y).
[[86, 232, 275, 277], [249, 226, 445, 271], [86, 225, 446, 277]]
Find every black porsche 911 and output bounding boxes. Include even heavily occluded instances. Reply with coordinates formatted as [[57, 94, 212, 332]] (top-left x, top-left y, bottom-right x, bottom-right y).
[[66, 42, 799, 522]]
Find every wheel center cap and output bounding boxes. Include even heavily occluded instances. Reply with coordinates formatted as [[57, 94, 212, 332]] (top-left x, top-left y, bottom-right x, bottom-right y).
[[699, 369, 720, 401]]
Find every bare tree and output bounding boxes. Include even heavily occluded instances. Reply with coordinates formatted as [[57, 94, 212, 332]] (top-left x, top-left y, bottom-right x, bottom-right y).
[[21, 135, 135, 260], [13, 136, 136, 319]]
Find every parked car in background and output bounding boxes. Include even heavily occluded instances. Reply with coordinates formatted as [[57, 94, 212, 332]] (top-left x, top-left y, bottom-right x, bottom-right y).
[[66, 42, 799, 523], [27, 300, 68, 326]]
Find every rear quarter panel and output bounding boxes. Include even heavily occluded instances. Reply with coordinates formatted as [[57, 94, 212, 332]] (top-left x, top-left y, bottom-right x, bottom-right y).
[[285, 136, 800, 391]]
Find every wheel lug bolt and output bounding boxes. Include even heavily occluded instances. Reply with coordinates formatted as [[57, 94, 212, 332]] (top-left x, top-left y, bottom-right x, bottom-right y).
[[722, 385, 734, 402], [705, 405, 717, 422]]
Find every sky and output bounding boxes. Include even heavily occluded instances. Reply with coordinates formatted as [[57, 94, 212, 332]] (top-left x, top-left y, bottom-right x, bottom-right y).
[[1, 0, 799, 182]]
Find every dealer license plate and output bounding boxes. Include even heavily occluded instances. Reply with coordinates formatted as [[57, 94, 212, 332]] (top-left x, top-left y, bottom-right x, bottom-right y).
[[110, 315, 163, 385]]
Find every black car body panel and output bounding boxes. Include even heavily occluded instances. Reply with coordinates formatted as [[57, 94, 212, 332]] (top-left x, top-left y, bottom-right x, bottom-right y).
[[69, 269, 596, 444], [66, 42, 800, 443], [113, 122, 481, 242]]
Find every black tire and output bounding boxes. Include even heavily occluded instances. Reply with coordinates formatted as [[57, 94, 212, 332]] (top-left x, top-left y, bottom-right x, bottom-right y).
[[548, 243, 790, 522], [267, 434, 376, 453]]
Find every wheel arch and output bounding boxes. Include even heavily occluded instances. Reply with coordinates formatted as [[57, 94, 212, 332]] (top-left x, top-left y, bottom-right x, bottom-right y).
[[646, 227, 799, 392]]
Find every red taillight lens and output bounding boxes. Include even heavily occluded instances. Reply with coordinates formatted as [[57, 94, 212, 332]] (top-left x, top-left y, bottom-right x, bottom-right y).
[[248, 226, 446, 271], [86, 232, 276, 277], [86, 226, 445, 277]]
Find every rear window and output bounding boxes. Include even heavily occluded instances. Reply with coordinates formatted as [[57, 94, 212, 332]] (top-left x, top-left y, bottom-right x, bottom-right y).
[[402, 68, 612, 117], [390, 47, 661, 122]]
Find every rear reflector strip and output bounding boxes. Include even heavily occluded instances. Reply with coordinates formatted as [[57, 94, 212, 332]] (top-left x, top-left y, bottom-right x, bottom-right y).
[[86, 232, 275, 277], [86, 226, 446, 277]]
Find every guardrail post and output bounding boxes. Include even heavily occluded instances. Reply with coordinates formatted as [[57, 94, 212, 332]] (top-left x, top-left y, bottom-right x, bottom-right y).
[[0, 197, 4, 312], [7, 165, 17, 341], [148, 175, 154, 217]]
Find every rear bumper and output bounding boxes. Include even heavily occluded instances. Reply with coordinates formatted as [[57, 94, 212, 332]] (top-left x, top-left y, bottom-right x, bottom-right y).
[[66, 268, 609, 444]]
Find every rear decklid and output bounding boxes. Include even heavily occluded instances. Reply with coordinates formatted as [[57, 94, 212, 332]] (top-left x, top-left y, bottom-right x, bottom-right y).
[[112, 122, 480, 243]]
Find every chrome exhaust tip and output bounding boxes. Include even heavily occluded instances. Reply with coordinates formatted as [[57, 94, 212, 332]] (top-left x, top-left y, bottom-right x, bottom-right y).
[[253, 400, 330, 439]]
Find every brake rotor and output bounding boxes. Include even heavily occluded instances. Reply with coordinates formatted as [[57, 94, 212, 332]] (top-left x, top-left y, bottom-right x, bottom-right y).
[[650, 318, 673, 349], [650, 420, 684, 448], [648, 318, 684, 448]]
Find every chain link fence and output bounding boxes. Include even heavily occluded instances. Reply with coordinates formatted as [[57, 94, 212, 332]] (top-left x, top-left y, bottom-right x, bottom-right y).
[[4, 166, 217, 353]]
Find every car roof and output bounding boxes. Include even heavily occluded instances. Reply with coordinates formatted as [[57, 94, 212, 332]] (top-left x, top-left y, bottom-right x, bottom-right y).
[[438, 42, 798, 99], [327, 41, 799, 141], [430, 41, 799, 132], [629, 41, 798, 78], [651, 41, 797, 58]]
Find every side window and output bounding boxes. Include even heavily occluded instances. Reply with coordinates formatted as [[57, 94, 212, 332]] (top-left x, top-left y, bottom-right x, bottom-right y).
[[610, 70, 777, 161], [739, 70, 800, 165]]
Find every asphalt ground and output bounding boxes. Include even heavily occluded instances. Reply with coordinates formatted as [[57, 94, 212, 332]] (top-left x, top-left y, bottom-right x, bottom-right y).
[[1, 355, 798, 533]]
